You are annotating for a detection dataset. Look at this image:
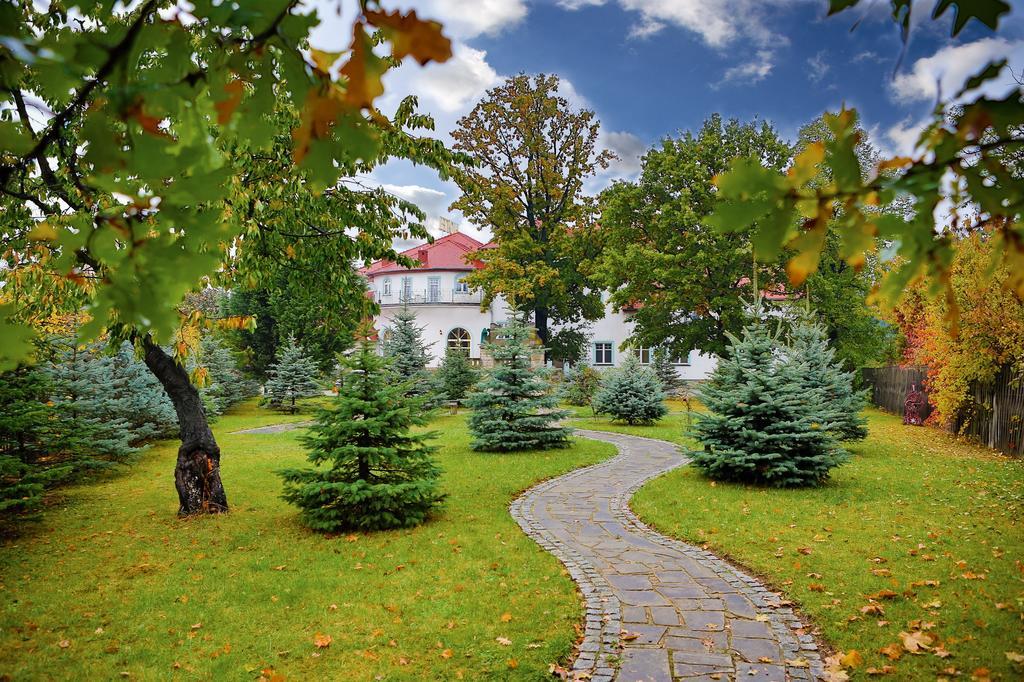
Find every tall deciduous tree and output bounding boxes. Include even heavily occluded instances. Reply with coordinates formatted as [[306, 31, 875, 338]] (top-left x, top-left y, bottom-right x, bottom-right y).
[[451, 74, 613, 361], [598, 114, 791, 358], [709, 0, 1022, 322], [0, 3, 458, 515]]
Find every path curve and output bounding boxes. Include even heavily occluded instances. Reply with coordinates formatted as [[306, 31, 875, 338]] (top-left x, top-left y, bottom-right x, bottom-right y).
[[510, 430, 826, 682]]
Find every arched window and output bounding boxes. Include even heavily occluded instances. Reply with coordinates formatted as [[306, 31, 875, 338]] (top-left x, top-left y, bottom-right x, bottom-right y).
[[447, 327, 471, 353]]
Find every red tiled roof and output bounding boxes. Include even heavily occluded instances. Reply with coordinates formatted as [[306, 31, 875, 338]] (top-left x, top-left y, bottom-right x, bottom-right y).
[[360, 232, 486, 277]]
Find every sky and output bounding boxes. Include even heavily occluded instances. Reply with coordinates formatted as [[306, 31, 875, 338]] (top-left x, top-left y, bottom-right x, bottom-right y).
[[310, 0, 1024, 245]]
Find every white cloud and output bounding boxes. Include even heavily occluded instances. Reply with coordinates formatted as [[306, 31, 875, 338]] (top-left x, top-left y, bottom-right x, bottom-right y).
[[717, 50, 774, 87], [412, 0, 528, 40], [559, 0, 817, 48], [807, 50, 830, 83], [399, 45, 500, 114], [883, 115, 930, 156], [600, 130, 646, 178], [891, 37, 1024, 104]]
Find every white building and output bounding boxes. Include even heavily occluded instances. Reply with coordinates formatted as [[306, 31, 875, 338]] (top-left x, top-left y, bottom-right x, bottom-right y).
[[360, 227, 716, 382]]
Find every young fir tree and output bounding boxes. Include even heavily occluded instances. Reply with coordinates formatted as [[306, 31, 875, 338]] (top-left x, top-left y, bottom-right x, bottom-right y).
[[0, 366, 77, 524], [434, 348, 477, 404], [381, 305, 433, 398], [278, 327, 443, 532], [560, 362, 601, 407], [788, 319, 869, 441], [651, 346, 683, 395], [591, 351, 668, 424], [110, 341, 178, 442], [43, 338, 136, 463], [263, 337, 321, 413], [197, 333, 257, 416], [690, 324, 848, 487], [466, 315, 571, 451]]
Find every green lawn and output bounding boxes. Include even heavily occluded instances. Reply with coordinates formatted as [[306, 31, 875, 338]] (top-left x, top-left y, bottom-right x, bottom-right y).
[[578, 409, 1024, 680], [0, 401, 614, 680]]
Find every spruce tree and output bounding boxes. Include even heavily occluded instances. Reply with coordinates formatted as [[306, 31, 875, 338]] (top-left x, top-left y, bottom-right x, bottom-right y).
[[278, 329, 443, 532], [592, 351, 668, 424], [466, 315, 571, 451], [690, 324, 848, 487], [381, 305, 433, 398], [43, 338, 136, 462], [263, 337, 321, 413], [197, 334, 257, 416], [560, 362, 601, 407], [110, 341, 178, 442], [788, 319, 868, 441], [651, 346, 683, 395], [434, 348, 477, 405]]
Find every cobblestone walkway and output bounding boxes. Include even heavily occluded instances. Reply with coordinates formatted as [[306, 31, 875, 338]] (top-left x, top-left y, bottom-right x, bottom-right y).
[[511, 430, 826, 682], [232, 421, 311, 435]]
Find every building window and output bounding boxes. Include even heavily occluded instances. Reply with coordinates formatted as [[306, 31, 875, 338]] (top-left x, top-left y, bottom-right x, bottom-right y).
[[382, 278, 391, 296], [447, 327, 471, 353], [428, 276, 440, 302], [400, 276, 413, 301], [594, 342, 613, 365], [673, 350, 692, 366], [632, 346, 652, 364], [454, 276, 469, 294]]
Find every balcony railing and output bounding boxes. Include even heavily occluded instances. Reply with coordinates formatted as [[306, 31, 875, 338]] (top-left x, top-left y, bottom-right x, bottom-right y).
[[376, 289, 483, 305]]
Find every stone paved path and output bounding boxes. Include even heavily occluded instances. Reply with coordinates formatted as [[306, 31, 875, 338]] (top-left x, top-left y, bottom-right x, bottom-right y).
[[232, 421, 312, 435], [511, 430, 826, 682]]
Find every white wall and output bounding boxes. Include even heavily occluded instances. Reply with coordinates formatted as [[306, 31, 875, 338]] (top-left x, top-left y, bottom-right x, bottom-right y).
[[368, 269, 717, 378]]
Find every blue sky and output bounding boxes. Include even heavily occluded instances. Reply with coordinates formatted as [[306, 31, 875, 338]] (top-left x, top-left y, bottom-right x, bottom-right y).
[[314, 0, 1024, 243]]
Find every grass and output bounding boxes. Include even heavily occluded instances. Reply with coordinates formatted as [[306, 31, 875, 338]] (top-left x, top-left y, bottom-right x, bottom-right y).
[[0, 400, 615, 680], [577, 408, 1024, 680]]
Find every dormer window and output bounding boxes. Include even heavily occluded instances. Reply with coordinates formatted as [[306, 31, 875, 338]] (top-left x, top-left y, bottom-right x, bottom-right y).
[[382, 278, 392, 296]]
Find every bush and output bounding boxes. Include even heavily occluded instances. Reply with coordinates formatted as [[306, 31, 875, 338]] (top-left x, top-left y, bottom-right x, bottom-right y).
[[560, 362, 600, 407], [591, 352, 667, 424], [279, 330, 443, 532], [689, 324, 847, 487], [466, 315, 570, 452]]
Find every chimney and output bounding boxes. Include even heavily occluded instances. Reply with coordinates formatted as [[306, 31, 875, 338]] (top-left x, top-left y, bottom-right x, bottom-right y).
[[439, 217, 457, 235], [417, 247, 428, 266]]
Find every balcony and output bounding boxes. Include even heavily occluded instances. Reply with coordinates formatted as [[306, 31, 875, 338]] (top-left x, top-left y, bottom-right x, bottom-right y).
[[375, 289, 483, 306]]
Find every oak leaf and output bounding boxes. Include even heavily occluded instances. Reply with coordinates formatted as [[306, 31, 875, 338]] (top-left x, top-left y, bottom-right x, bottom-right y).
[[313, 633, 332, 648]]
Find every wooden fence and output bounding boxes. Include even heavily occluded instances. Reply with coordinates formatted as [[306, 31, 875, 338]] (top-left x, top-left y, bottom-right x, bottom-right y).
[[861, 365, 1024, 456], [860, 366, 931, 420]]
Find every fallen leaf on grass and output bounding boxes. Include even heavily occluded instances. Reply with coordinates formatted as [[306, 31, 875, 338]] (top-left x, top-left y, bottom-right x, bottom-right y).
[[899, 630, 935, 654], [58, 639, 71, 649], [860, 603, 885, 616], [960, 571, 985, 580], [871, 569, 892, 577], [921, 599, 942, 609], [506, 658, 518, 669], [933, 645, 952, 659], [839, 650, 863, 668], [495, 636, 511, 646], [500, 613, 512, 623], [1006, 651, 1024, 663], [440, 649, 453, 659], [865, 666, 894, 675], [808, 583, 826, 592], [313, 633, 332, 648], [867, 590, 899, 600], [878, 643, 903, 661]]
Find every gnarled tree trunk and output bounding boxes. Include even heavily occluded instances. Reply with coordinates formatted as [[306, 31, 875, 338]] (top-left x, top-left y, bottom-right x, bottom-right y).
[[141, 336, 228, 515]]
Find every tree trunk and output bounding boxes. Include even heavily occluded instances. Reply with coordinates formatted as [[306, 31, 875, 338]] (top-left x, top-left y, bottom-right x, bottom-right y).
[[534, 306, 549, 345], [141, 336, 228, 516]]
